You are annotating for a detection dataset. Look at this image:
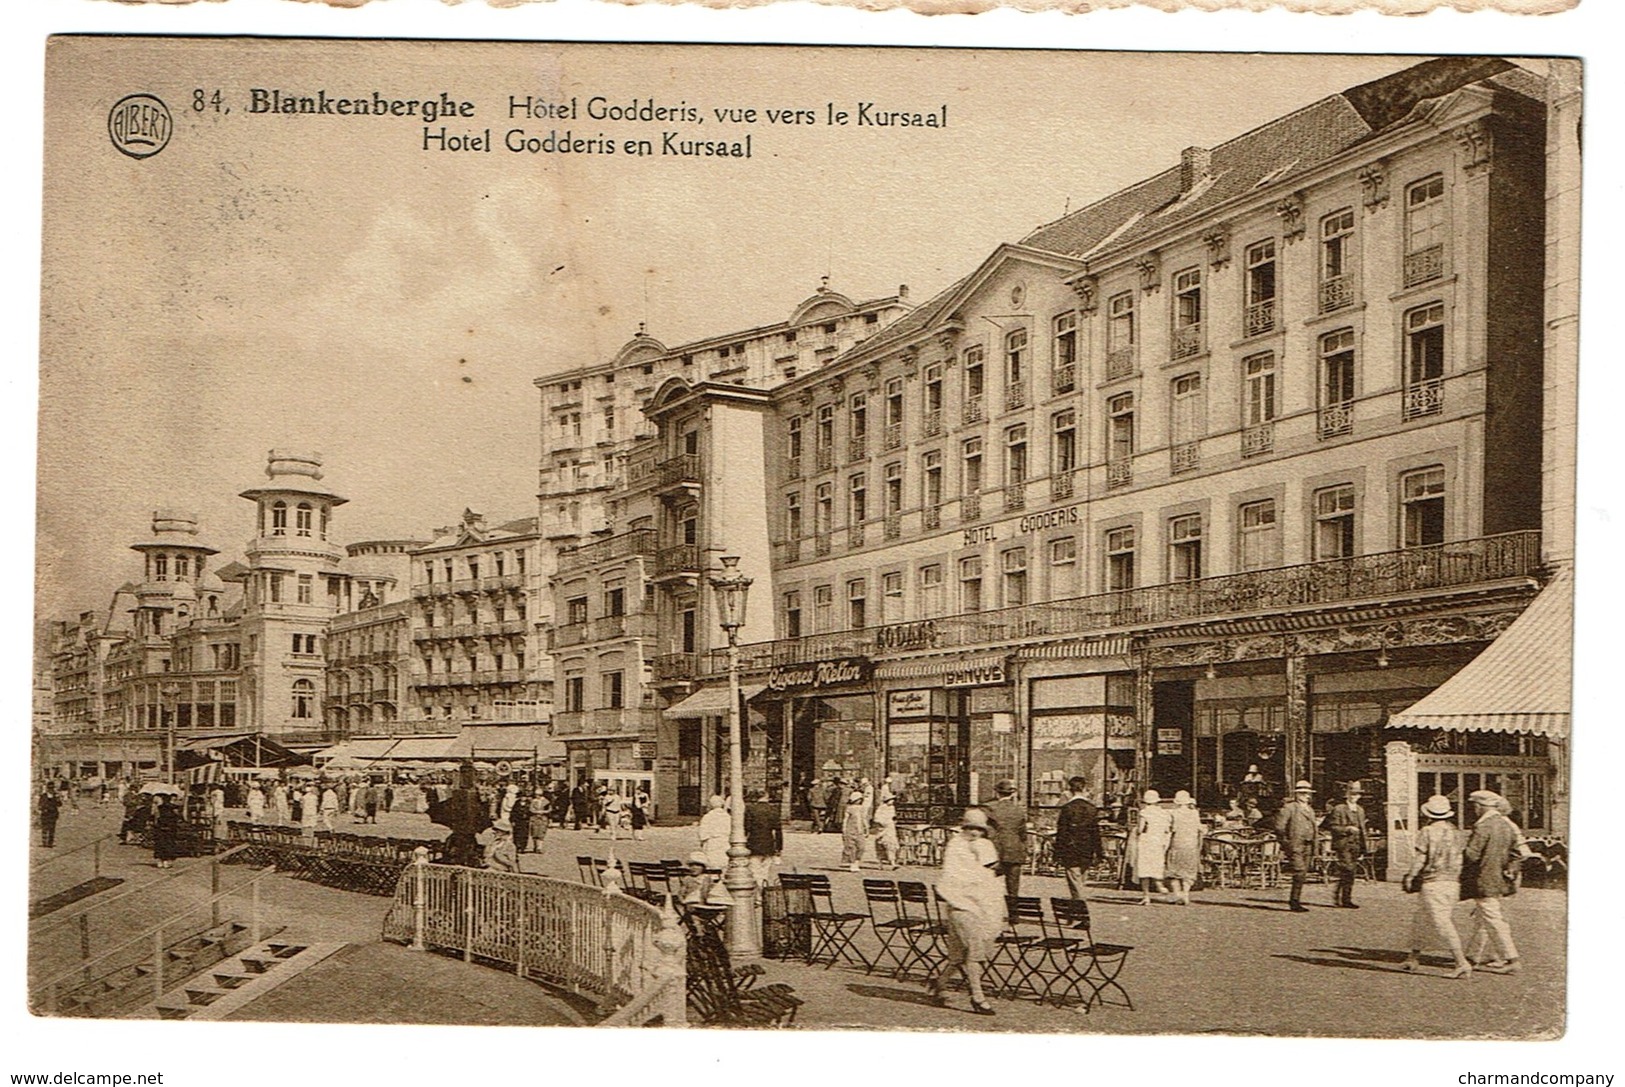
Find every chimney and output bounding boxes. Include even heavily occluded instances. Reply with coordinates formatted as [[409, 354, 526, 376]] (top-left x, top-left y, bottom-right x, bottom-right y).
[[898, 284, 909, 301], [1180, 146, 1212, 194]]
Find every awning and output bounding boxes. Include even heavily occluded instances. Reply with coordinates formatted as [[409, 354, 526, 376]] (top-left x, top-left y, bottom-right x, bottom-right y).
[[444, 725, 566, 762], [1388, 569, 1572, 739], [664, 684, 767, 718], [875, 653, 1007, 680], [1016, 637, 1133, 660]]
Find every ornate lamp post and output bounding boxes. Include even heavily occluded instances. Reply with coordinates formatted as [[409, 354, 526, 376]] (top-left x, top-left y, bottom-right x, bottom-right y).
[[708, 554, 759, 959], [161, 681, 181, 785]]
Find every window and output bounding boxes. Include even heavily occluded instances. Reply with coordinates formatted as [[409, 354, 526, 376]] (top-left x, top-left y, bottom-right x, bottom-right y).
[[787, 415, 804, 473], [849, 392, 868, 460], [964, 347, 985, 422], [1052, 410, 1077, 499], [1005, 425, 1028, 485], [1049, 537, 1079, 598], [564, 675, 585, 712], [1405, 175, 1446, 285], [922, 365, 944, 435], [271, 501, 287, 536], [784, 591, 802, 639], [515, 551, 526, 576], [604, 582, 625, 617], [680, 608, 696, 653], [268, 573, 283, 604], [1107, 292, 1135, 378], [1107, 393, 1135, 486], [848, 473, 868, 526], [1004, 329, 1028, 409], [424, 561, 435, 584], [292, 679, 314, 719], [1237, 500, 1280, 571], [602, 671, 624, 709], [813, 585, 834, 632], [296, 503, 313, 537], [814, 483, 833, 537], [919, 565, 944, 616], [785, 492, 803, 541], [1052, 312, 1078, 394], [153, 554, 168, 581], [1404, 302, 1446, 419], [1321, 208, 1356, 311], [1106, 527, 1136, 592], [1319, 329, 1356, 438], [883, 463, 903, 527], [1001, 547, 1028, 607], [922, 451, 943, 521], [1168, 515, 1203, 583], [959, 556, 984, 613], [494, 552, 506, 576], [1401, 467, 1446, 548], [882, 572, 904, 622], [444, 559, 454, 581], [567, 596, 588, 625], [603, 406, 615, 435], [1244, 241, 1277, 336], [679, 510, 697, 545], [1172, 267, 1203, 357], [1314, 485, 1357, 560], [847, 579, 867, 629], [884, 378, 905, 448], [962, 438, 983, 520], [815, 404, 834, 469], [1170, 374, 1204, 473], [1242, 352, 1276, 457]]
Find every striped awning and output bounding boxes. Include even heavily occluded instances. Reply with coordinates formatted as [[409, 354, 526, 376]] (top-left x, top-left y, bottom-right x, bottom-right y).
[[1387, 568, 1572, 739], [1017, 636, 1132, 660], [664, 684, 766, 718], [874, 653, 1007, 680]]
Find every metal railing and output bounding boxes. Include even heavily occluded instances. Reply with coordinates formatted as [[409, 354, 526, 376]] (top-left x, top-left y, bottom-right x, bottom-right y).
[[963, 396, 984, 425], [1320, 276, 1354, 312], [1172, 325, 1203, 359], [556, 529, 658, 574], [1171, 442, 1200, 474], [922, 409, 942, 437], [882, 422, 903, 451], [679, 530, 1541, 680], [1242, 423, 1274, 457], [847, 436, 867, 462], [656, 454, 701, 489], [1003, 383, 1027, 412], [1245, 300, 1277, 337], [1051, 472, 1075, 501], [382, 851, 685, 1024], [1404, 244, 1445, 287], [1403, 378, 1445, 420], [1004, 483, 1027, 512], [1107, 459, 1133, 488], [1319, 402, 1354, 439], [1106, 347, 1135, 380], [655, 545, 702, 576], [962, 493, 981, 522], [1052, 366, 1076, 396]]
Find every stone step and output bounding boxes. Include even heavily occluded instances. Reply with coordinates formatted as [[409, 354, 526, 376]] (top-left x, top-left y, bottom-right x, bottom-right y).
[[147, 941, 345, 1021]]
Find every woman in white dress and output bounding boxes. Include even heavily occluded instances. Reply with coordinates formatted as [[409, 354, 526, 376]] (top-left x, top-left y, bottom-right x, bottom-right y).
[[269, 782, 288, 825], [1166, 790, 1204, 906], [1134, 789, 1173, 905], [246, 784, 266, 824], [697, 795, 731, 869], [925, 808, 1004, 1016]]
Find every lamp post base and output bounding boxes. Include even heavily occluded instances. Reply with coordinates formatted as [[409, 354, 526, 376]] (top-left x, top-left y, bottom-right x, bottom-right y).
[[722, 852, 761, 961]]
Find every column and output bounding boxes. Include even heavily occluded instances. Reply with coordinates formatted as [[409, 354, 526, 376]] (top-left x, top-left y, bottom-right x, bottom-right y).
[[1283, 653, 1308, 790], [1134, 656, 1154, 795]]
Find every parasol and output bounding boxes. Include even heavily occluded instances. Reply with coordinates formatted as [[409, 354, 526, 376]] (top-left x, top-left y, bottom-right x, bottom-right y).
[[138, 782, 183, 796]]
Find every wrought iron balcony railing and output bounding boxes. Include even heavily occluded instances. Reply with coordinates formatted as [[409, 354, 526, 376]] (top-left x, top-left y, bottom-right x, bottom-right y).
[[922, 409, 943, 438], [556, 528, 658, 574], [1320, 276, 1353, 313], [848, 436, 867, 463], [652, 653, 702, 683], [884, 512, 902, 540], [1171, 325, 1203, 359], [656, 453, 701, 489], [1106, 348, 1135, 381], [786, 456, 802, 480], [848, 524, 866, 549], [1319, 402, 1353, 439], [963, 396, 984, 425], [923, 505, 942, 531], [882, 422, 903, 451], [815, 446, 834, 472], [1106, 459, 1133, 489], [962, 493, 981, 522], [1245, 300, 1276, 338], [1171, 443, 1200, 474], [1052, 366, 1076, 396], [814, 533, 831, 557], [1404, 244, 1444, 288], [1004, 383, 1027, 412], [687, 530, 1542, 680], [1242, 423, 1274, 458], [551, 707, 661, 737], [1403, 378, 1445, 420], [1004, 483, 1027, 512], [655, 545, 703, 577], [1051, 471, 1075, 502]]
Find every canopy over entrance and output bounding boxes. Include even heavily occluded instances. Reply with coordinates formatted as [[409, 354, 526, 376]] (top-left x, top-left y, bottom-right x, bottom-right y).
[[664, 683, 766, 718]]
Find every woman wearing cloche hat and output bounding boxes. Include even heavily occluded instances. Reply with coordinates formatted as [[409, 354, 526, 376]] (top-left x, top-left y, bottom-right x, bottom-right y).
[[1400, 795, 1471, 978], [923, 808, 1004, 1016]]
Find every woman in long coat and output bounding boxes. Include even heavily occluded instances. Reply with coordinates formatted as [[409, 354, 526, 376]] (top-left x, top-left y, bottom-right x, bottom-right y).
[[1133, 790, 1173, 905], [152, 795, 183, 868], [924, 808, 1003, 1016], [841, 786, 869, 871], [1165, 790, 1204, 905]]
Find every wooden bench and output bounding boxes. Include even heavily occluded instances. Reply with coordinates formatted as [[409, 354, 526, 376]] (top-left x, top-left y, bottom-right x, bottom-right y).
[[682, 914, 801, 1027]]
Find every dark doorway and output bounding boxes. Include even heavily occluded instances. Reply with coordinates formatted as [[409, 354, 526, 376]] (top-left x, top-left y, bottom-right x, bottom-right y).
[[1151, 680, 1195, 796]]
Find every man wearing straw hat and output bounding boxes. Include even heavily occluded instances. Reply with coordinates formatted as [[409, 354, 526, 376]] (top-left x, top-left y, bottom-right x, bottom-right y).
[[1271, 780, 1319, 912], [1462, 789, 1522, 974], [1322, 781, 1370, 909]]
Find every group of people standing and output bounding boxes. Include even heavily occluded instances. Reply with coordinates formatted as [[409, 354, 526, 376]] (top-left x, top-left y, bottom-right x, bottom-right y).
[[826, 775, 903, 871]]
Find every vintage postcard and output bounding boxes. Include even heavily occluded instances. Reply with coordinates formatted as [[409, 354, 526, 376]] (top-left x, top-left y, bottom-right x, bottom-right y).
[[27, 35, 1583, 1056]]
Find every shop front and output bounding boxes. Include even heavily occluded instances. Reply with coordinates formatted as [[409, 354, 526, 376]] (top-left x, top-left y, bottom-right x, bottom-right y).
[[1025, 670, 1138, 816], [759, 656, 876, 819], [877, 653, 1016, 825]]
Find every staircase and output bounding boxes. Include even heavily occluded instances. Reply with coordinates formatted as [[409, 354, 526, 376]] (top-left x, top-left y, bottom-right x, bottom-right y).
[[149, 940, 346, 1021], [49, 920, 269, 1017]]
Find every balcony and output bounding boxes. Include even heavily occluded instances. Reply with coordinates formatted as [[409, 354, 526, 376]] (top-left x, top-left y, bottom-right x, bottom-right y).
[[882, 422, 903, 451], [962, 493, 981, 522], [814, 534, 831, 557], [963, 397, 984, 425], [1319, 402, 1353, 440], [1241, 423, 1274, 458], [451, 578, 481, 594], [783, 538, 801, 563], [1052, 366, 1076, 396], [683, 530, 1542, 680], [1320, 276, 1354, 313], [481, 574, 527, 592], [1004, 483, 1027, 513], [556, 528, 657, 574], [653, 652, 701, 683], [923, 505, 941, 531], [1106, 459, 1132, 489], [551, 707, 661, 738], [922, 409, 942, 438], [1051, 471, 1075, 502], [549, 621, 588, 649], [1003, 383, 1027, 413], [1404, 244, 1444, 288], [623, 449, 659, 489], [655, 545, 703, 577], [656, 453, 701, 491], [1403, 378, 1444, 420], [1171, 325, 1203, 359], [1170, 443, 1200, 474], [848, 435, 867, 462], [480, 618, 528, 637], [814, 446, 834, 472], [591, 612, 656, 641], [848, 524, 866, 548], [787, 456, 802, 480], [1245, 300, 1276, 338], [884, 512, 902, 541], [1106, 348, 1135, 381]]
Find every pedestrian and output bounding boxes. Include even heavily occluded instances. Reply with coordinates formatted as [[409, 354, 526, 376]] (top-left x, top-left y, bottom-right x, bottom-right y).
[[808, 776, 826, 832], [532, 790, 551, 847], [745, 788, 783, 886], [924, 808, 1002, 1017], [1166, 790, 1203, 906], [152, 794, 182, 868], [428, 763, 492, 868], [699, 794, 731, 869], [1462, 789, 1522, 974], [37, 785, 61, 848], [1401, 794, 1472, 978], [270, 780, 289, 825], [631, 786, 650, 841], [984, 779, 1030, 900], [571, 782, 590, 831], [871, 789, 900, 870], [363, 781, 380, 824], [300, 785, 320, 834], [1271, 780, 1319, 912], [319, 782, 340, 832], [119, 789, 146, 844], [484, 819, 520, 872], [603, 790, 628, 840], [500, 782, 519, 823], [823, 779, 844, 834], [246, 782, 266, 824], [1323, 781, 1370, 908], [841, 783, 868, 872], [210, 783, 228, 840], [383, 781, 395, 814], [1053, 777, 1102, 905], [510, 788, 532, 853], [1243, 797, 1264, 826], [1133, 790, 1172, 905]]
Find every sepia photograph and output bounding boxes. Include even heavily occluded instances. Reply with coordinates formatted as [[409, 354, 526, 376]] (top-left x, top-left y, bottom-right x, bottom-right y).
[[25, 33, 1584, 1049]]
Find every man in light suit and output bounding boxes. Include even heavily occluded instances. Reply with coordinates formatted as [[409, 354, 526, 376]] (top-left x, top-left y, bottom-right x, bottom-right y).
[[1271, 780, 1319, 912], [1322, 781, 1370, 908]]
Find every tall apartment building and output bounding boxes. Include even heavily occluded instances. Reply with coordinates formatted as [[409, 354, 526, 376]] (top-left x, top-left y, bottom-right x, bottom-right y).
[[323, 539, 422, 734], [604, 58, 1569, 849]]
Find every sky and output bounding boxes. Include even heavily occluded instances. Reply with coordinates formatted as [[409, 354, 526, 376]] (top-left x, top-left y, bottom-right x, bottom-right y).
[[35, 42, 1418, 622]]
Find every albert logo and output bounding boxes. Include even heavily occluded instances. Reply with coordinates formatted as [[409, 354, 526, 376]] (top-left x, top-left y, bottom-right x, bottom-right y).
[[108, 94, 172, 159]]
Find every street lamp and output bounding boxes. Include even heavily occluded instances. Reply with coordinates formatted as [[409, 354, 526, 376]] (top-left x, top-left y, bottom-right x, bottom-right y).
[[708, 553, 758, 960], [160, 681, 181, 785]]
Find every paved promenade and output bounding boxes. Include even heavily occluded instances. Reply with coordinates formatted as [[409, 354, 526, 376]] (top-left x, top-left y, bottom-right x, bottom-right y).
[[29, 804, 1564, 1036]]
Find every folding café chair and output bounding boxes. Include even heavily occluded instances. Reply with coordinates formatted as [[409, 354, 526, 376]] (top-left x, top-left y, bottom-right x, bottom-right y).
[[984, 895, 1046, 1000], [803, 874, 870, 971], [1049, 897, 1134, 1012], [860, 879, 923, 977], [576, 855, 600, 886], [895, 880, 948, 980]]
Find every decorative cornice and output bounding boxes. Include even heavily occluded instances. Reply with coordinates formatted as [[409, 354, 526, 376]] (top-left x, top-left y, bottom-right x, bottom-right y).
[[1275, 193, 1305, 243], [1456, 119, 1494, 179], [1136, 252, 1162, 293], [1358, 159, 1390, 212], [1204, 226, 1232, 269], [1069, 274, 1099, 315]]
